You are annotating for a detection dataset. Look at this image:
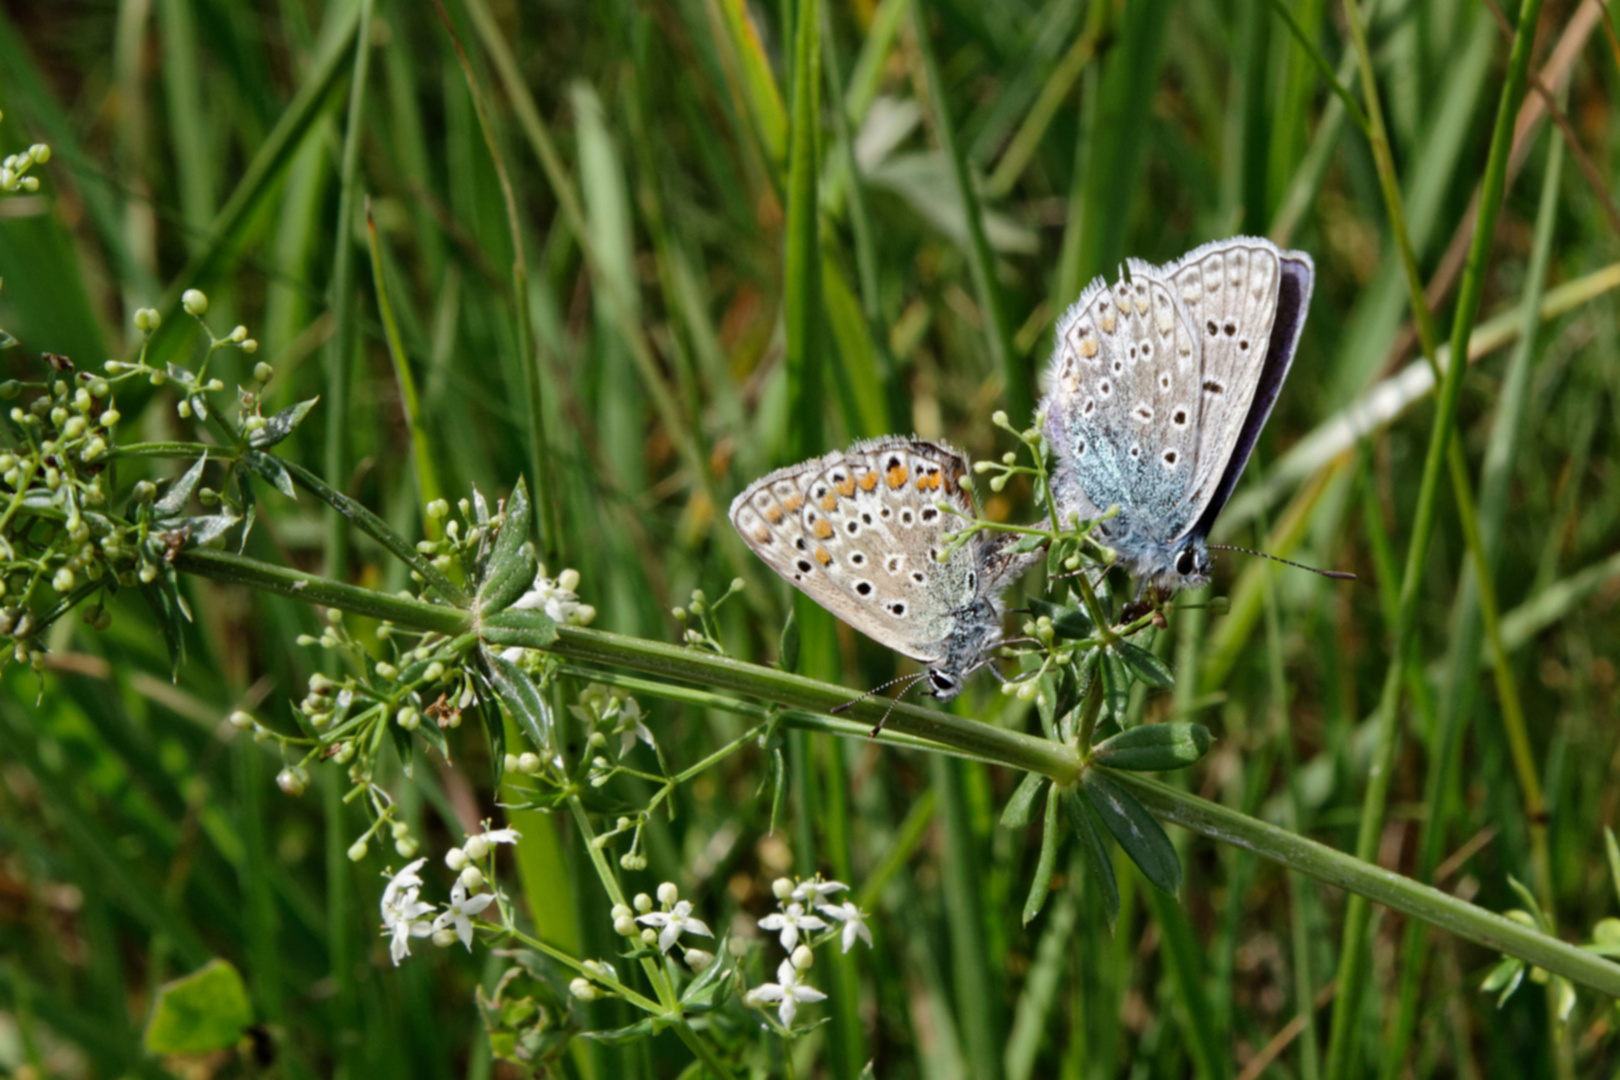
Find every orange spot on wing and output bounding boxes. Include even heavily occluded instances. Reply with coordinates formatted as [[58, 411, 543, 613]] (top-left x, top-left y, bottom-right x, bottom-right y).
[[820, 493, 837, 511], [752, 527, 770, 542], [782, 493, 804, 512], [765, 503, 784, 524], [835, 477, 856, 497], [813, 518, 833, 540], [858, 472, 879, 491], [886, 465, 909, 489], [915, 473, 941, 492], [815, 546, 832, 565]]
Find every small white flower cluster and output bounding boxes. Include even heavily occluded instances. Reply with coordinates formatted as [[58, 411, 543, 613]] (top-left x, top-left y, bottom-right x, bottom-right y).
[[379, 823, 520, 966], [570, 683, 655, 760], [0, 138, 49, 194], [603, 881, 715, 973], [512, 564, 597, 627], [744, 875, 872, 1029]]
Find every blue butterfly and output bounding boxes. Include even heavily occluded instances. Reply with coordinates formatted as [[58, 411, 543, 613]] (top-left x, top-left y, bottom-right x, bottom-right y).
[[1041, 237, 1314, 592]]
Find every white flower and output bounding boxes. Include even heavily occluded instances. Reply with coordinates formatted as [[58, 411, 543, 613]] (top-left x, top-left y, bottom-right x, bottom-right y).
[[791, 877, 849, 906], [818, 901, 873, 953], [463, 825, 521, 860], [748, 959, 827, 1028], [612, 697, 654, 756], [432, 880, 495, 950], [636, 899, 714, 954], [757, 903, 826, 951], [380, 859, 434, 965], [512, 568, 583, 624]]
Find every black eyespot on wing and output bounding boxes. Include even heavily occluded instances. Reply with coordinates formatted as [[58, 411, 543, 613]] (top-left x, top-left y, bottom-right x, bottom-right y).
[[1207, 320, 1218, 336], [797, 559, 813, 573], [851, 552, 865, 565], [1223, 321, 1237, 336], [1202, 380, 1224, 395], [1239, 339, 1249, 350], [855, 581, 872, 595], [1173, 409, 1187, 425], [921, 508, 939, 522], [911, 572, 925, 583], [900, 509, 914, 525], [795, 537, 807, 550], [1164, 450, 1178, 464], [889, 602, 906, 616], [861, 513, 873, 524], [847, 521, 859, 534]]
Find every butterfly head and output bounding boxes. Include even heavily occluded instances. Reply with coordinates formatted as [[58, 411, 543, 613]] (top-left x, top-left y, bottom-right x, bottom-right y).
[[923, 596, 1008, 701], [1157, 537, 1212, 592]]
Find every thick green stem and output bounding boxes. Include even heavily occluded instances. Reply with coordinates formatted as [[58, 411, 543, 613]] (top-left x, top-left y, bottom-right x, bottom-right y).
[[168, 548, 1620, 996]]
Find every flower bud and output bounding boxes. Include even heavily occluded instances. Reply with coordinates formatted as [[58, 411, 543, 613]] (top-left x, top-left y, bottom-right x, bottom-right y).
[[517, 752, 541, 775], [772, 878, 794, 900], [228, 710, 254, 731], [633, 893, 653, 914], [657, 882, 679, 907], [640, 928, 658, 946], [276, 767, 309, 796], [394, 837, 418, 857], [181, 289, 208, 316], [569, 977, 596, 1001], [558, 568, 580, 592], [684, 949, 714, 971], [503, 753, 521, 775], [432, 927, 459, 948], [611, 903, 631, 921], [458, 866, 486, 893], [348, 839, 369, 862], [791, 945, 814, 970], [614, 915, 637, 936], [230, 325, 248, 343], [464, 835, 491, 861]]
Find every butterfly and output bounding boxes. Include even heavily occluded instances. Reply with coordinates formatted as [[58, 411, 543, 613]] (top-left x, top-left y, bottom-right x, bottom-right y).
[[1040, 236, 1314, 593], [729, 438, 1043, 700]]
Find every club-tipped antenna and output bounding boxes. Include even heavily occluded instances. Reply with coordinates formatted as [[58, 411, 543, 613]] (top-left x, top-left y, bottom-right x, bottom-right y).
[[1210, 544, 1356, 581]]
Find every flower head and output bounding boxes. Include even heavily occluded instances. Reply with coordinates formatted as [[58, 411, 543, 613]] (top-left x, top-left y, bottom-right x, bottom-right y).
[[791, 876, 849, 906], [748, 959, 827, 1028], [380, 859, 434, 965], [432, 879, 496, 951], [611, 696, 654, 756], [757, 902, 827, 951], [818, 901, 873, 953], [636, 899, 714, 954], [512, 566, 590, 625]]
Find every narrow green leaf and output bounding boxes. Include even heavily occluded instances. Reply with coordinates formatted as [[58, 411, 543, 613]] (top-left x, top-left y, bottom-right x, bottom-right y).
[[1091, 722, 1211, 771], [1100, 648, 1130, 724], [154, 453, 207, 518], [477, 479, 538, 612], [1482, 957, 1525, 1003], [783, 0, 824, 462], [1063, 788, 1118, 932], [582, 1016, 663, 1045], [480, 608, 558, 649], [1021, 785, 1061, 925], [240, 449, 296, 500], [1605, 828, 1620, 904], [481, 648, 554, 755], [143, 959, 253, 1054], [248, 397, 319, 448], [139, 575, 188, 679], [1000, 771, 1047, 830], [778, 606, 800, 673], [680, 943, 735, 1008], [1113, 639, 1173, 689], [1083, 770, 1180, 895]]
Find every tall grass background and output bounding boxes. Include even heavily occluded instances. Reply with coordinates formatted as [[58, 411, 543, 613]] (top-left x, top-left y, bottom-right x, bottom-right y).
[[1, 0, 1618, 1076]]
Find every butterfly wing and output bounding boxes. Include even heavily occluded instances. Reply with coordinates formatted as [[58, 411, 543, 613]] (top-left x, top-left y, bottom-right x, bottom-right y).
[[729, 438, 984, 663], [1043, 266, 1203, 539], [1167, 237, 1314, 538]]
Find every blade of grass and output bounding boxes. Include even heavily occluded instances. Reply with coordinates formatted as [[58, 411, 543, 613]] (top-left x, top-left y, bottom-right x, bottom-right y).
[[432, 0, 560, 564], [1322, 0, 1546, 1074], [321, 0, 374, 583], [912, 0, 1031, 424]]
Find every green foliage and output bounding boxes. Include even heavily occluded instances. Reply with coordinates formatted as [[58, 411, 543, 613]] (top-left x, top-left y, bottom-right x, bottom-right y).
[[2, 1, 1620, 1077]]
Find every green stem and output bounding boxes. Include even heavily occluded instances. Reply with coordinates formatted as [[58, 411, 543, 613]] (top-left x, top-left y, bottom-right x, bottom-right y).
[[165, 548, 1620, 996], [1112, 772, 1620, 999]]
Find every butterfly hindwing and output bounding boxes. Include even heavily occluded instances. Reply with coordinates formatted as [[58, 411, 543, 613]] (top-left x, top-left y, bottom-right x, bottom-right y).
[[730, 438, 983, 664]]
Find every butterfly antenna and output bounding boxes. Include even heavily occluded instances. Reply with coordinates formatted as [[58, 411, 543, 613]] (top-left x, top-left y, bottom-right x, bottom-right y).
[[1210, 544, 1357, 581], [830, 670, 928, 716], [868, 674, 930, 737]]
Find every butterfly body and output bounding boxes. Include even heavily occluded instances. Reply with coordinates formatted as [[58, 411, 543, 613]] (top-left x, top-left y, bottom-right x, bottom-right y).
[[1041, 237, 1314, 592], [730, 437, 1039, 699]]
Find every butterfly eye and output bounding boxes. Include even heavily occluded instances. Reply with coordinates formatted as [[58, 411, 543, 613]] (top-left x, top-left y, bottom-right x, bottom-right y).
[[928, 671, 957, 696], [1175, 548, 1196, 577]]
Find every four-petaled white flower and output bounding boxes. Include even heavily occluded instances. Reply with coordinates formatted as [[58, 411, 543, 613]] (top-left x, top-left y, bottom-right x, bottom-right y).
[[612, 697, 655, 757], [513, 569, 582, 624], [817, 901, 873, 953], [757, 903, 827, 951], [791, 877, 849, 906], [475, 827, 522, 845], [380, 858, 435, 965], [749, 959, 827, 1028], [433, 880, 496, 950], [636, 900, 714, 954]]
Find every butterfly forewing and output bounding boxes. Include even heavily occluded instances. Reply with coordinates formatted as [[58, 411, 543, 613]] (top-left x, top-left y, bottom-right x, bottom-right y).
[[730, 438, 983, 664], [1047, 268, 1202, 538]]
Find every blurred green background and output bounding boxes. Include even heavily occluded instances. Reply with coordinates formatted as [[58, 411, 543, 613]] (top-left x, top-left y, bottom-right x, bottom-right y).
[[1, 0, 1618, 1076]]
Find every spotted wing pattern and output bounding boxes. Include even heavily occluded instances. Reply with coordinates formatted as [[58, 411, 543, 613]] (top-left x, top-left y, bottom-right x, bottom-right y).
[[729, 438, 983, 664]]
